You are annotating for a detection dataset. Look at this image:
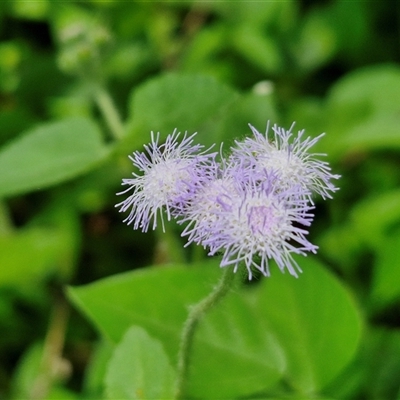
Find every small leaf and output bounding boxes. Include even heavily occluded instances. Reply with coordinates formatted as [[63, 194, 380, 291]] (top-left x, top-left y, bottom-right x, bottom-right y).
[[0, 117, 109, 198], [105, 326, 175, 399]]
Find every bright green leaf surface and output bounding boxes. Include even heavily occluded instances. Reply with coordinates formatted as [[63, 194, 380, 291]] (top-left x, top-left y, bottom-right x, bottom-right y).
[[105, 326, 175, 399], [68, 263, 222, 348], [189, 289, 285, 398], [0, 117, 109, 198], [255, 257, 362, 393], [124, 73, 239, 150]]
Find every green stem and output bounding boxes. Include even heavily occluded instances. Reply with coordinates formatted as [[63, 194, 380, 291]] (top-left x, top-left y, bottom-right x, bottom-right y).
[[174, 267, 235, 400], [93, 85, 124, 140]]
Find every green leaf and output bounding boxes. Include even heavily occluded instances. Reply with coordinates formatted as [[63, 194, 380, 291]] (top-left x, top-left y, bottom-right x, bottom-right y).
[[68, 262, 285, 398], [214, 89, 279, 147], [11, 342, 77, 400], [123, 73, 239, 150], [255, 257, 362, 393], [105, 326, 175, 399], [68, 258, 361, 397], [327, 65, 400, 119], [342, 113, 400, 152], [67, 263, 221, 347], [0, 117, 109, 198], [10, 342, 43, 399], [293, 8, 336, 71], [188, 288, 285, 398], [359, 328, 400, 400], [232, 25, 282, 74], [370, 230, 400, 309], [0, 227, 65, 287], [350, 189, 400, 248], [324, 65, 400, 158], [82, 340, 114, 398]]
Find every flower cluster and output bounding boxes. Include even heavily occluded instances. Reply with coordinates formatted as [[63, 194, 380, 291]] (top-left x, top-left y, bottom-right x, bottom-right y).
[[116, 123, 339, 279]]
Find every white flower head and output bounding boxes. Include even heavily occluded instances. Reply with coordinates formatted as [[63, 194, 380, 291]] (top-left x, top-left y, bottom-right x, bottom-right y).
[[116, 130, 215, 232], [231, 122, 340, 202]]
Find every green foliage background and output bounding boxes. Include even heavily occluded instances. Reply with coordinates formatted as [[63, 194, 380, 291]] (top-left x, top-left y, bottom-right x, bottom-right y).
[[0, 1, 399, 399]]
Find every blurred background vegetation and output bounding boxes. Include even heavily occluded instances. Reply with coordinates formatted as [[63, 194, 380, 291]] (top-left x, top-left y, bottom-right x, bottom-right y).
[[0, 0, 400, 399]]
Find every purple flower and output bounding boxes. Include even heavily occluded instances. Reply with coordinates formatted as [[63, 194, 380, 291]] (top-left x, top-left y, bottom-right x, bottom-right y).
[[179, 159, 240, 247], [116, 130, 215, 232], [231, 122, 340, 202], [117, 121, 339, 280], [201, 173, 317, 279]]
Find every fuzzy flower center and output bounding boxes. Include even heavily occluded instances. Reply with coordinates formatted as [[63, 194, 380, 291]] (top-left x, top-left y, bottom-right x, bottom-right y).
[[235, 196, 290, 248], [193, 178, 235, 224], [248, 205, 276, 235], [143, 158, 192, 203], [257, 149, 309, 187]]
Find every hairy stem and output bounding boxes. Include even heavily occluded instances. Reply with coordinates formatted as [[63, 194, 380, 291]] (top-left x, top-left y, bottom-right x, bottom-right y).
[[174, 267, 234, 399]]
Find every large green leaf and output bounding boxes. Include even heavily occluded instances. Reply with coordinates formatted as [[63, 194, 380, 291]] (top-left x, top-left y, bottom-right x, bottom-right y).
[[123, 73, 239, 150], [68, 262, 285, 398], [188, 287, 285, 398], [105, 326, 175, 399], [255, 257, 362, 393], [0, 117, 109, 198], [68, 257, 361, 398]]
